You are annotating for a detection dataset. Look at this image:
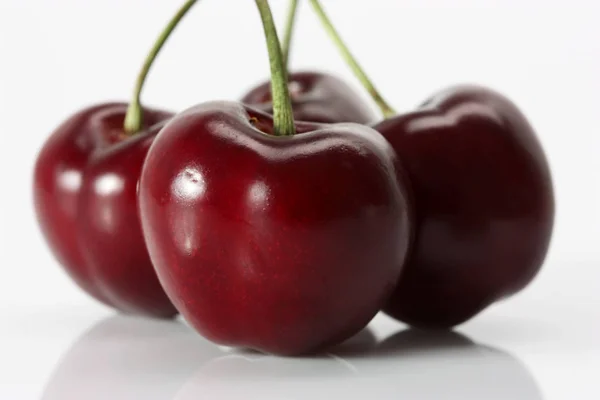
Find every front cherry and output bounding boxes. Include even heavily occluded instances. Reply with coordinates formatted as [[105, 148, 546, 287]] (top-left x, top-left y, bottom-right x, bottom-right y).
[[139, 1, 413, 355], [139, 102, 411, 355]]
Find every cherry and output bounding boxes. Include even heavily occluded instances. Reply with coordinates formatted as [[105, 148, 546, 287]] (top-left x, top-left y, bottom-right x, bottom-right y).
[[241, 71, 376, 124], [310, 0, 554, 328], [33, 0, 199, 317], [377, 86, 554, 328], [140, 101, 411, 355], [241, 1, 375, 124], [138, 0, 413, 355], [34, 104, 176, 317]]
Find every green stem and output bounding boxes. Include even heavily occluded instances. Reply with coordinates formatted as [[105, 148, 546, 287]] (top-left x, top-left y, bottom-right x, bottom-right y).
[[281, 0, 299, 71], [255, 0, 296, 136], [124, 0, 198, 134], [308, 0, 396, 118]]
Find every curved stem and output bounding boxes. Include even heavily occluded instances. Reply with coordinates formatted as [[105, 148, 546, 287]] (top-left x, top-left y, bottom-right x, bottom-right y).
[[281, 0, 299, 72], [308, 0, 396, 118], [255, 0, 296, 136], [124, 0, 198, 134]]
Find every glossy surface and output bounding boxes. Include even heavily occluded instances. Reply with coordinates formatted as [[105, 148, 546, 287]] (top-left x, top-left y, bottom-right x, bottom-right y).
[[33, 104, 177, 318], [47, 317, 543, 400], [42, 315, 221, 400], [375, 85, 554, 328], [139, 102, 412, 355], [242, 71, 376, 124], [187, 330, 542, 400], [5, 267, 600, 400], [11, 300, 600, 400]]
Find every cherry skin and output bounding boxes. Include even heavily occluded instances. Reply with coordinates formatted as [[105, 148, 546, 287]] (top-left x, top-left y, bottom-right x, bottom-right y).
[[241, 71, 376, 124], [33, 104, 178, 318], [139, 101, 413, 355], [374, 85, 554, 329]]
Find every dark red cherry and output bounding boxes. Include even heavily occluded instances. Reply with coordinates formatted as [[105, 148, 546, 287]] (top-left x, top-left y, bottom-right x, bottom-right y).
[[242, 71, 376, 124], [375, 85, 554, 328], [33, 104, 177, 318], [139, 102, 413, 355]]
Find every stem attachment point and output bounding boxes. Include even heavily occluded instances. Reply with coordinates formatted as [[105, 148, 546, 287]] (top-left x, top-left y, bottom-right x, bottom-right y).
[[124, 0, 198, 134], [255, 0, 296, 137]]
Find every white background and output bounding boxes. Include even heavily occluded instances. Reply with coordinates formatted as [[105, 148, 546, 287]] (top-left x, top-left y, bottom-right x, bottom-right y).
[[0, 0, 599, 399]]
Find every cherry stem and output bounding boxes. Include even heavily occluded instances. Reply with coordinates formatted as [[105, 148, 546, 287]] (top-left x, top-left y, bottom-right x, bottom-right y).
[[308, 0, 396, 119], [255, 0, 296, 136], [281, 0, 299, 72], [124, 0, 198, 134]]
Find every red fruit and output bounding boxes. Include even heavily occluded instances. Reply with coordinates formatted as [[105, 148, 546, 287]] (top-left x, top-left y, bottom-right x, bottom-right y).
[[375, 86, 554, 328], [33, 104, 177, 318], [139, 102, 413, 355], [242, 71, 376, 124]]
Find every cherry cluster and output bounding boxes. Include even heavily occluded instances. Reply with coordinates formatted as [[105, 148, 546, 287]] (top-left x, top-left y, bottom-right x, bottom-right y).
[[33, 0, 554, 356]]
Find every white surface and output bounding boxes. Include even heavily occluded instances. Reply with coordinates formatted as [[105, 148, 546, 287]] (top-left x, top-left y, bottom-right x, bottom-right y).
[[1, 294, 599, 400], [0, 1, 599, 399]]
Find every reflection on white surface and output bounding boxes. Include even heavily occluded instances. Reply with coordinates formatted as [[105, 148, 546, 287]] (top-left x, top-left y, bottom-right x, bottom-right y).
[[175, 330, 543, 400], [41, 316, 222, 400], [41, 316, 542, 400]]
